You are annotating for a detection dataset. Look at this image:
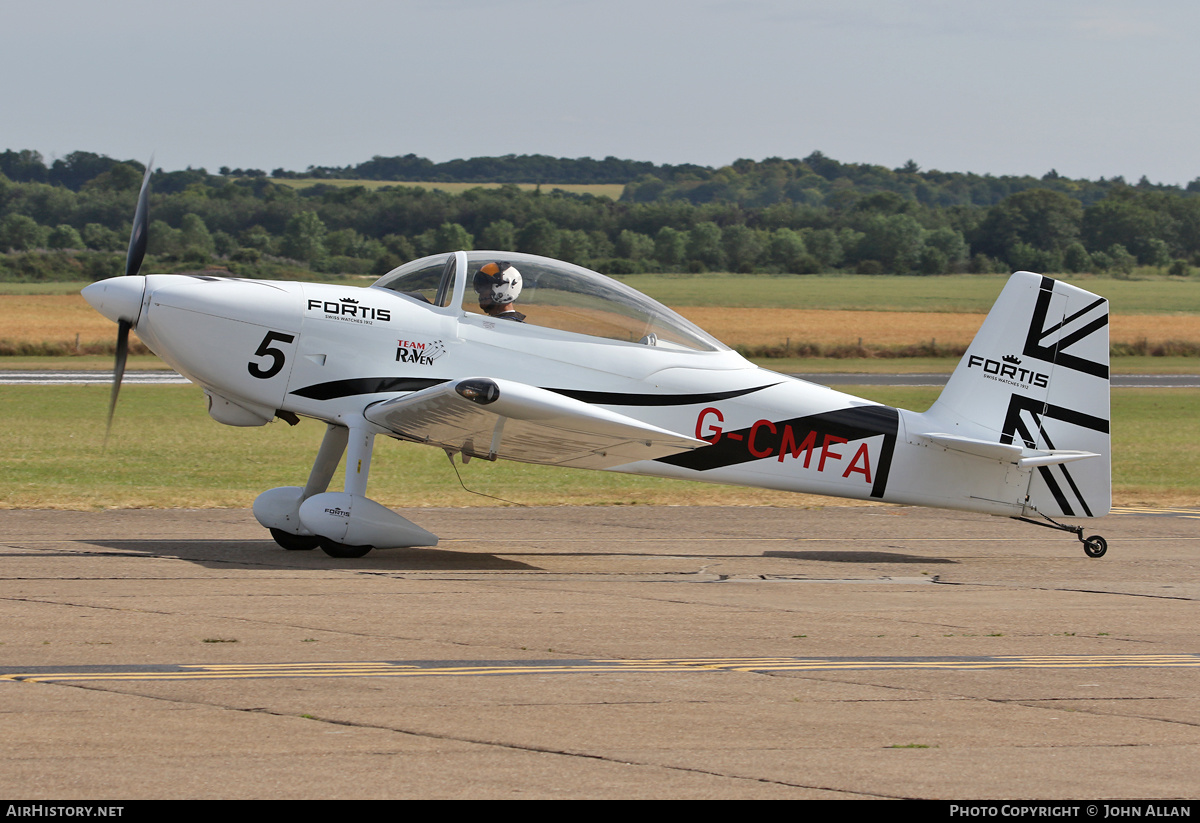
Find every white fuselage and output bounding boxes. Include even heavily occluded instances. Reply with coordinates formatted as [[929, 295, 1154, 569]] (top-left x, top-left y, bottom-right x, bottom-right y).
[[120, 274, 1033, 518]]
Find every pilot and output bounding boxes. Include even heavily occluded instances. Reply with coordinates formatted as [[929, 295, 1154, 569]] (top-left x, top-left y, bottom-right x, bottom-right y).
[[473, 262, 526, 322]]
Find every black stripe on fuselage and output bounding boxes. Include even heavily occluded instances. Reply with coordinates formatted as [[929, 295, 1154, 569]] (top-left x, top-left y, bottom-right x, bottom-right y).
[[548, 384, 777, 406], [289, 378, 777, 406], [656, 405, 899, 499], [290, 377, 447, 400]]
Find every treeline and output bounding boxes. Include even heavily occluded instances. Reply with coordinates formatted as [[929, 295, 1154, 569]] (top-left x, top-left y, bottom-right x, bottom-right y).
[[1, 148, 1198, 282]]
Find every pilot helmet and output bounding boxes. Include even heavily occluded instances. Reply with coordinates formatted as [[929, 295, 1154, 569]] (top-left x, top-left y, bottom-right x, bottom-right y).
[[473, 262, 522, 307]]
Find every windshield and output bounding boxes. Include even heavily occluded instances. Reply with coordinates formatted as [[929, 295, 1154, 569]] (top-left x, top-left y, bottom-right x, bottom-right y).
[[372, 251, 726, 352]]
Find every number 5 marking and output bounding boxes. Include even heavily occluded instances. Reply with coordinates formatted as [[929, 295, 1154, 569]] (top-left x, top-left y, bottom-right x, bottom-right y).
[[248, 331, 296, 379]]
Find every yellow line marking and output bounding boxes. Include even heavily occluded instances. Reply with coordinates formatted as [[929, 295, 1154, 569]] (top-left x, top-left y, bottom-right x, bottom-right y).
[[1111, 506, 1200, 515], [5, 654, 1199, 683]]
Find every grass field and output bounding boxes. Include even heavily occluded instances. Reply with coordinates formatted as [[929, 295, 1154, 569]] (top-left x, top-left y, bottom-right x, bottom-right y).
[[2, 385, 1193, 510], [620, 272, 1200, 313]]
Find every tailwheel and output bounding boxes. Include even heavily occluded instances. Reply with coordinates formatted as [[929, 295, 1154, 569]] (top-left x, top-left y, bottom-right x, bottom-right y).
[[1083, 535, 1108, 558], [270, 528, 320, 551], [1012, 515, 1109, 559], [318, 538, 373, 558]]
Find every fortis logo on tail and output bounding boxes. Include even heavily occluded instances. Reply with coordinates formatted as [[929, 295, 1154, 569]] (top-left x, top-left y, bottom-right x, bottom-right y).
[[967, 354, 1049, 389]]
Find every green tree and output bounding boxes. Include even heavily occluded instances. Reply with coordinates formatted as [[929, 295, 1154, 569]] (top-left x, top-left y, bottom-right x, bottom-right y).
[[433, 222, 474, 252], [82, 223, 124, 252], [517, 218, 560, 257], [653, 226, 687, 269], [557, 229, 593, 263], [1106, 244, 1136, 278], [615, 229, 654, 260], [1, 214, 46, 250], [180, 213, 215, 261], [721, 225, 766, 273], [82, 162, 143, 193], [803, 228, 845, 269], [686, 222, 724, 271], [212, 231, 237, 257], [975, 189, 1082, 259], [766, 228, 809, 272], [147, 219, 184, 259], [856, 213, 924, 273], [0, 149, 48, 182], [1062, 242, 1092, 273], [917, 246, 949, 274], [281, 211, 328, 266], [1082, 196, 1167, 264], [239, 225, 276, 253], [479, 220, 517, 250], [923, 227, 968, 268], [1144, 237, 1171, 269], [47, 224, 84, 250]]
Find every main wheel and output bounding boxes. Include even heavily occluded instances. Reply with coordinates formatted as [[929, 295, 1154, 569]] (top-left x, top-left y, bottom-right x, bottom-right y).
[[270, 528, 319, 551], [318, 538, 373, 558], [1083, 535, 1107, 558]]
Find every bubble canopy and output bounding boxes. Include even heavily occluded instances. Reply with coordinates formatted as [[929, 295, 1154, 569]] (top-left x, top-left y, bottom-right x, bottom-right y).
[[371, 251, 727, 353]]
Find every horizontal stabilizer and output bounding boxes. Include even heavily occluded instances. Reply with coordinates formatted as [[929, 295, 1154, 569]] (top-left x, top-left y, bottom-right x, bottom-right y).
[[1017, 451, 1100, 469], [917, 432, 1100, 468], [364, 377, 704, 469], [917, 432, 1023, 462]]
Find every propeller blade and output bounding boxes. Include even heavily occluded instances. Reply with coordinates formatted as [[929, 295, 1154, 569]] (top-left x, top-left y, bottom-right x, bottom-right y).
[[103, 319, 131, 451], [106, 158, 152, 449], [125, 157, 153, 278]]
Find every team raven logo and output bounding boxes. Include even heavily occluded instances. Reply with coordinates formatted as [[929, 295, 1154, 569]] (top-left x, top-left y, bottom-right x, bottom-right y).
[[396, 338, 446, 366]]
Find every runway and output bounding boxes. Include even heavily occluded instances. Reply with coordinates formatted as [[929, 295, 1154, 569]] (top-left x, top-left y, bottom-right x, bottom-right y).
[[1, 505, 1198, 799]]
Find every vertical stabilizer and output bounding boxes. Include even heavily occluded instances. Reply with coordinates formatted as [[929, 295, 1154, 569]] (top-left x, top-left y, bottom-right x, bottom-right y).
[[926, 272, 1110, 517]]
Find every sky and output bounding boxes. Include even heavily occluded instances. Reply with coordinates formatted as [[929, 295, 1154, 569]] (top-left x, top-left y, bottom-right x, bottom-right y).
[[3, 0, 1198, 184]]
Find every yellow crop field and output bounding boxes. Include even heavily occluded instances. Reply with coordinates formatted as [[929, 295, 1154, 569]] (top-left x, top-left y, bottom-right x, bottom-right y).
[[269, 178, 627, 199], [3, 294, 117, 345], [7, 294, 1198, 354]]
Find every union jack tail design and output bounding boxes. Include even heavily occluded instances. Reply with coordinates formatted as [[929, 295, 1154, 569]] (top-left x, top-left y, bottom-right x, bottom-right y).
[[927, 272, 1110, 518]]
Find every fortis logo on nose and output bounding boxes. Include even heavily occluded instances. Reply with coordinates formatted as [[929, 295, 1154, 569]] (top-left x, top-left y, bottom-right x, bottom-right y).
[[967, 354, 1049, 388], [306, 297, 391, 322]]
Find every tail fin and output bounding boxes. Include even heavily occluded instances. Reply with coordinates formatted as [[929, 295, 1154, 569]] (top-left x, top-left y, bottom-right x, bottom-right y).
[[927, 272, 1110, 518]]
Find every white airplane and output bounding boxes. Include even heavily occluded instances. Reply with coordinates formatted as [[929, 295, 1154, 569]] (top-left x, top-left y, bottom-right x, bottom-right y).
[[82, 170, 1111, 558]]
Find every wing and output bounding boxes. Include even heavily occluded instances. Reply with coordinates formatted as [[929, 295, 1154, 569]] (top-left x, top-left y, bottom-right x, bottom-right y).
[[363, 377, 706, 469]]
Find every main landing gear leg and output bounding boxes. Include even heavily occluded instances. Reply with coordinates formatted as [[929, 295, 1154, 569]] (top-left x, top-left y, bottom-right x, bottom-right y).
[[257, 424, 349, 551], [306, 423, 351, 499], [1012, 515, 1107, 558], [314, 427, 376, 559], [265, 424, 348, 551]]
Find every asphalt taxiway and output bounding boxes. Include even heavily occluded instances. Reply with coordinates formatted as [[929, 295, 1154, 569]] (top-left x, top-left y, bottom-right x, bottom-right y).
[[1, 505, 1198, 799]]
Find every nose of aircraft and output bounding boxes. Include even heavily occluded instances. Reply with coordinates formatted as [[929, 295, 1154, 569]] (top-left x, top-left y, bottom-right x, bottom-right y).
[[82, 276, 147, 325]]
